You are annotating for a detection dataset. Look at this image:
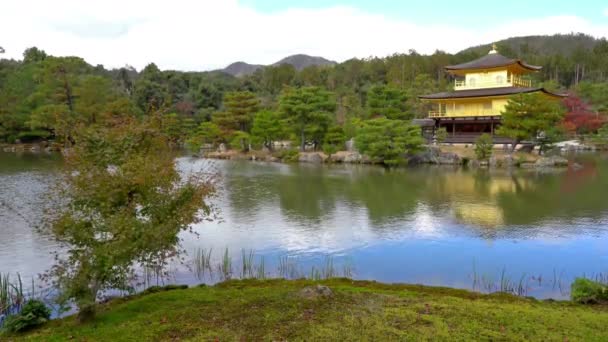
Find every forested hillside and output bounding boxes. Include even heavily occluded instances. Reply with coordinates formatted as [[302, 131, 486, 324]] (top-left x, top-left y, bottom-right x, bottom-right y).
[[0, 33, 607, 147]]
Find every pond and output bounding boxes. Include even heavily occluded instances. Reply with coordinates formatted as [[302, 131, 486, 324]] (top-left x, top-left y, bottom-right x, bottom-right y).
[[2, 152, 608, 299]]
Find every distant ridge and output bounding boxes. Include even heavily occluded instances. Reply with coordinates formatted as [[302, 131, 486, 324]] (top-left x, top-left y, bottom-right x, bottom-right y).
[[458, 33, 599, 57], [271, 54, 336, 70], [220, 54, 336, 77], [222, 61, 264, 78]]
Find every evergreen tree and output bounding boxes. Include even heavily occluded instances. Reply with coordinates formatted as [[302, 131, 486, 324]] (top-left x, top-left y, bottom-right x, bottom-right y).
[[279, 87, 335, 151], [355, 118, 423, 166], [251, 110, 285, 150], [497, 93, 565, 151]]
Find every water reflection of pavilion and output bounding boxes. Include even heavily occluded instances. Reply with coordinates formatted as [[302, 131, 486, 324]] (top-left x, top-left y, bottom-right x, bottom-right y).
[[432, 172, 536, 228]]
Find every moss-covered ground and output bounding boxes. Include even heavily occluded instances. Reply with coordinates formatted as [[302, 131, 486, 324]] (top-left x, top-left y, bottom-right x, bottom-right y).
[[12, 279, 608, 341]]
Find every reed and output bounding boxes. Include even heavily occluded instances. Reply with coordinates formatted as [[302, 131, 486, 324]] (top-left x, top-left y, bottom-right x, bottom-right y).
[[277, 256, 299, 279], [0, 273, 10, 315], [194, 248, 213, 280], [218, 248, 232, 280], [241, 249, 255, 279], [309, 266, 321, 281], [255, 256, 265, 280], [322, 256, 336, 279]]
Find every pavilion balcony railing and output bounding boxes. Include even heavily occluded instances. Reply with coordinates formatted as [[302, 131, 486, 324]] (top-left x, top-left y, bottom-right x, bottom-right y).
[[454, 75, 532, 90], [428, 110, 501, 118]]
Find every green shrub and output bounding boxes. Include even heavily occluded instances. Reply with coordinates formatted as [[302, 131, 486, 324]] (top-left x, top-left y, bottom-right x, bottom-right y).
[[276, 149, 300, 163], [571, 278, 608, 304], [474, 134, 493, 161], [17, 130, 50, 142], [435, 127, 448, 144], [2, 299, 51, 333]]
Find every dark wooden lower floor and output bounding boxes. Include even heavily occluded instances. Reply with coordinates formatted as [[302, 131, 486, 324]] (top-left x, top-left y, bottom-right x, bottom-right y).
[[419, 116, 515, 144]]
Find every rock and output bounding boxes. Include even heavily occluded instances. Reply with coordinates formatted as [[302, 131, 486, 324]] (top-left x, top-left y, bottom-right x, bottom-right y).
[[344, 152, 362, 163], [360, 154, 374, 164], [329, 153, 345, 163], [298, 152, 326, 164], [503, 155, 516, 168], [218, 143, 227, 153], [408, 146, 440, 165], [471, 160, 489, 168], [330, 151, 361, 163], [408, 146, 462, 165], [535, 156, 568, 168], [571, 162, 584, 171], [437, 152, 461, 165], [299, 285, 333, 299]]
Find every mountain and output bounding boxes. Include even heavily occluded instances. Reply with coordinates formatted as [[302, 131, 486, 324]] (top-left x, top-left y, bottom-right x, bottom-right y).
[[220, 54, 336, 77], [458, 33, 600, 57], [222, 61, 264, 78], [271, 54, 336, 70]]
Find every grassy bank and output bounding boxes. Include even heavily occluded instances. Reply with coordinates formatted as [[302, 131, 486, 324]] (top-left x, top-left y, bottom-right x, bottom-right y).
[[12, 279, 608, 341]]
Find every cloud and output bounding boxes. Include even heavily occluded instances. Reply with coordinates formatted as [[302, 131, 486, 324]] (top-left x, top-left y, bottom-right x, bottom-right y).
[[1, 0, 607, 71], [604, 8, 608, 16]]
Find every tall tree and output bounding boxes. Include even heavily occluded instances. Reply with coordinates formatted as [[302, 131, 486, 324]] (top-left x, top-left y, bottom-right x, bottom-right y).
[[216, 91, 260, 132], [497, 93, 565, 151], [251, 110, 285, 150], [366, 85, 410, 120], [355, 118, 423, 166], [279, 87, 335, 151], [47, 113, 213, 322]]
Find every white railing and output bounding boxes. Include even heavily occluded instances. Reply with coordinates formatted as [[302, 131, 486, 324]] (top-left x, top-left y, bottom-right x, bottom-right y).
[[454, 75, 532, 90], [429, 111, 446, 118], [429, 109, 500, 118]]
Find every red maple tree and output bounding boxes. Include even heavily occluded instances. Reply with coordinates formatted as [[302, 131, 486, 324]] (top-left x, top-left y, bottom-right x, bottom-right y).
[[561, 94, 606, 135]]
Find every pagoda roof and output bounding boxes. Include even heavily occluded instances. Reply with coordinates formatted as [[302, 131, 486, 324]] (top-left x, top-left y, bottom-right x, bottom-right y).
[[445, 53, 542, 73], [419, 87, 565, 100]]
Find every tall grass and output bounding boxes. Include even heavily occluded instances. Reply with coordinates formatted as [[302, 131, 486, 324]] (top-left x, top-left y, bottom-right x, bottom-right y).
[[218, 248, 232, 280], [278, 256, 300, 279], [241, 249, 255, 279], [0, 273, 39, 326], [194, 248, 213, 280], [255, 256, 266, 280], [190, 248, 360, 283]]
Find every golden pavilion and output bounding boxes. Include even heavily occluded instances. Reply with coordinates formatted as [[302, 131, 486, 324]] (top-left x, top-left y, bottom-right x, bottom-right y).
[[419, 45, 565, 143]]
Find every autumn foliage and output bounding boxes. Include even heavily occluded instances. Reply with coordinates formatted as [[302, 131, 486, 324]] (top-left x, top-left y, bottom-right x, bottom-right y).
[[562, 94, 606, 135]]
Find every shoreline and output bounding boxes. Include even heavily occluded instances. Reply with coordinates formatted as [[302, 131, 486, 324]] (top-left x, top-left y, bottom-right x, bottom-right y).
[[201, 145, 586, 169], [13, 278, 608, 340], [1, 142, 601, 169]]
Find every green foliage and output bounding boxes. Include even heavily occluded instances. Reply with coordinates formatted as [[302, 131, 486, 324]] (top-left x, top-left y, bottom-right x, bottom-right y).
[[3, 38, 608, 147], [141, 284, 188, 295], [355, 118, 423, 166], [497, 93, 565, 150], [216, 91, 260, 133], [2, 300, 51, 333], [571, 278, 608, 304], [46, 114, 213, 322], [591, 125, 608, 147], [474, 134, 493, 161], [323, 126, 346, 156], [279, 87, 335, 151], [276, 149, 300, 163], [576, 82, 608, 113], [435, 127, 448, 144], [366, 85, 411, 120], [229, 131, 252, 152], [251, 110, 285, 150], [187, 122, 223, 150]]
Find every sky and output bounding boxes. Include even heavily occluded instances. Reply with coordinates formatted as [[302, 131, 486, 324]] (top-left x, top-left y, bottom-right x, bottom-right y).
[[0, 0, 607, 71]]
